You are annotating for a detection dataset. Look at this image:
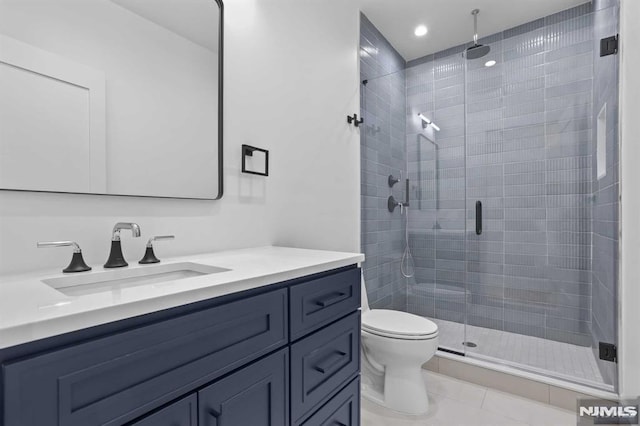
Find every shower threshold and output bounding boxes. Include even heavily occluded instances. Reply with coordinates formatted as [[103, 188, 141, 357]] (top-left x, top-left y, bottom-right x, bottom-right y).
[[430, 318, 610, 390]]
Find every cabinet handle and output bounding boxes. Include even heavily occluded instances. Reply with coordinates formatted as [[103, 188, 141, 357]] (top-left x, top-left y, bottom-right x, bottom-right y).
[[208, 407, 222, 418], [316, 292, 347, 308], [475, 200, 482, 235], [314, 351, 347, 373]]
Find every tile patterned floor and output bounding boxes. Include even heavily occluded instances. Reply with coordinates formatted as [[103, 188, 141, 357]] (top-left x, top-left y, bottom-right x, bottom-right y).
[[431, 318, 605, 387], [361, 370, 578, 426]]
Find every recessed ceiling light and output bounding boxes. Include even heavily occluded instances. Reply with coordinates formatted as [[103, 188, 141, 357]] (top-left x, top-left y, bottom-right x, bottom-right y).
[[484, 60, 497, 67], [414, 25, 428, 37]]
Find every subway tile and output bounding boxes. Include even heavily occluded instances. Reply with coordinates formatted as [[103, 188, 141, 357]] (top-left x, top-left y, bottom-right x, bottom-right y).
[[503, 29, 545, 61], [546, 23, 593, 52], [545, 3, 592, 26], [545, 328, 591, 347], [545, 51, 593, 75], [503, 18, 545, 40], [468, 314, 504, 329], [545, 78, 593, 98], [434, 43, 467, 61], [504, 321, 547, 339], [546, 40, 595, 64]]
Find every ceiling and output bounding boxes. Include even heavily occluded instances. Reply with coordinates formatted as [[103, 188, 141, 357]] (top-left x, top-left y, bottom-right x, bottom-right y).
[[360, 0, 590, 62], [110, 0, 219, 52]]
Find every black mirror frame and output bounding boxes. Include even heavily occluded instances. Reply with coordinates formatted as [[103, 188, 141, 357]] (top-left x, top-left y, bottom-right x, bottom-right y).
[[212, 0, 224, 200], [0, 0, 224, 201]]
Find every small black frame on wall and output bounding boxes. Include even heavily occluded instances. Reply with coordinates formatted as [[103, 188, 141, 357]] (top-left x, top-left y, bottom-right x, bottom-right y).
[[241, 145, 269, 176]]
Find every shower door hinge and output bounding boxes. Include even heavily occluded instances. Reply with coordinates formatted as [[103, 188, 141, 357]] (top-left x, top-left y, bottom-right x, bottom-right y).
[[600, 34, 619, 57], [599, 342, 617, 363]]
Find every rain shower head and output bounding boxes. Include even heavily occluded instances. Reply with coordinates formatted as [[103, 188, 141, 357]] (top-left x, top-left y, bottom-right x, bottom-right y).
[[466, 43, 491, 60], [466, 9, 490, 59]]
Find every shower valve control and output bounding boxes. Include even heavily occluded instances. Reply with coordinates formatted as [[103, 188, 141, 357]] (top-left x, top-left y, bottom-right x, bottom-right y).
[[388, 196, 401, 213]]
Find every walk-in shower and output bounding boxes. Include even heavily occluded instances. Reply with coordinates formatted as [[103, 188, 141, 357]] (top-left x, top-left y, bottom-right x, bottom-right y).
[[360, 1, 620, 391]]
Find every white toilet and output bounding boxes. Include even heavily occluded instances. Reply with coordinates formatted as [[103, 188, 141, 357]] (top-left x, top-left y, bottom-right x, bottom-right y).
[[360, 275, 439, 415]]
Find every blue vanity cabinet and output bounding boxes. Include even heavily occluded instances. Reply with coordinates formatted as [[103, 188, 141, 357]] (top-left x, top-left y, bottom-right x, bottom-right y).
[[129, 395, 197, 426], [3, 289, 288, 426], [1, 265, 361, 426]]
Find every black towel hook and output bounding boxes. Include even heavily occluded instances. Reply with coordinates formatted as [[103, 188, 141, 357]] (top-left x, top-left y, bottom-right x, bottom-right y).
[[347, 113, 363, 127]]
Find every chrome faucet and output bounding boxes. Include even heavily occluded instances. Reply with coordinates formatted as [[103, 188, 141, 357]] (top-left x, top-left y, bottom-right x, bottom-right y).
[[104, 222, 141, 268], [111, 222, 141, 241]]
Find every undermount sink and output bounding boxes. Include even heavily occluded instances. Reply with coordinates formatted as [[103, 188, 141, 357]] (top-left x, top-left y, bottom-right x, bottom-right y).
[[42, 262, 230, 297]]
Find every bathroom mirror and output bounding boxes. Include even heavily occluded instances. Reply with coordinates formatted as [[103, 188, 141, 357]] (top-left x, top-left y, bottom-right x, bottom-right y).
[[0, 0, 223, 199]]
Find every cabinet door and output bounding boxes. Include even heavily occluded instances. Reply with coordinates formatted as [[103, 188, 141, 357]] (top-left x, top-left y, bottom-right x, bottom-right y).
[[198, 348, 288, 426], [299, 378, 359, 426], [130, 394, 197, 426]]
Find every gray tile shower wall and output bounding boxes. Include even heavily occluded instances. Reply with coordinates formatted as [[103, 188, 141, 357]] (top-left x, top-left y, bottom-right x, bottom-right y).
[[406, 51, 468, 324], [360, 14, 408, 310], [404, 3, 604, 348], [590, 0, 619, 386]]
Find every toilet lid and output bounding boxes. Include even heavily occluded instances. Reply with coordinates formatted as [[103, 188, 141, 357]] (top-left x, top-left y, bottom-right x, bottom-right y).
[[362, 309, 438, 337]]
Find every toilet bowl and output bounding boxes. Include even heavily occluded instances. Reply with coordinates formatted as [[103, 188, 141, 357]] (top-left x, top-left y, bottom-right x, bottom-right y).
[[360, 276, 439, 415]]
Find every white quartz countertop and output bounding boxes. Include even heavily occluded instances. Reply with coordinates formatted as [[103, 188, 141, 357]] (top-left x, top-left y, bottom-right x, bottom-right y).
[[0, 246, 364, 349]]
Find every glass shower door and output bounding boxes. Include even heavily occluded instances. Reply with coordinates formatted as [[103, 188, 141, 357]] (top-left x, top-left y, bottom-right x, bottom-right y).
[[462, 3, 620, 391], [406, 54, 468, 355]]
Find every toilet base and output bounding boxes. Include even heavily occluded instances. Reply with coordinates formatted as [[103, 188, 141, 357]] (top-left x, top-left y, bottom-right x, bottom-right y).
[[359, 310, 438, 416], [383, 364, 429, 414], [361, 356, 430, 415]]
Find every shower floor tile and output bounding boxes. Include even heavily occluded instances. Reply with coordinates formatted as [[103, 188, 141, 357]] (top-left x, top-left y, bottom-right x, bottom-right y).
[[430, 318, 605, 388]]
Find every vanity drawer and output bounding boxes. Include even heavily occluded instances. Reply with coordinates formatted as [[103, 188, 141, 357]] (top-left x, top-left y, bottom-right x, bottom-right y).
[[298, 377, 360, 426], [290, 311, 360, 423], [3, 288, 288, 426], [289, 267, 360, 340], [129, 394, 197, 426]]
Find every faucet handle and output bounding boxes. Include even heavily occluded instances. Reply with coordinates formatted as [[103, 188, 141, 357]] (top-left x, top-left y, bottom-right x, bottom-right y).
[[146, 235, 175, 247], [37, 240, 81, 252], [37, 240, 91, 273], [140, 235, 175, 264]]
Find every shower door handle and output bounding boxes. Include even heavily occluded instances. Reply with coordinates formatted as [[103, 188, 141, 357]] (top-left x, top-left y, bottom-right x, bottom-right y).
[[476, 201, 482, 235], [404, 178, 410, 207]]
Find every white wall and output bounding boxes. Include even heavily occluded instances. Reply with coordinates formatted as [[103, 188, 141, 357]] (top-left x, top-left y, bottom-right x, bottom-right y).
[[243, 1, 362, 253], [618, 0, 640, 399], [0, 0, 361, 276]]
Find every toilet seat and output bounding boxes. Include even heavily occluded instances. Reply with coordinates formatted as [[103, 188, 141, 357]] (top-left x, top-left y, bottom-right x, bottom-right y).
[[362, 309, 438, 340]]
